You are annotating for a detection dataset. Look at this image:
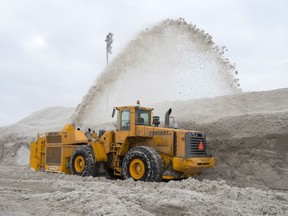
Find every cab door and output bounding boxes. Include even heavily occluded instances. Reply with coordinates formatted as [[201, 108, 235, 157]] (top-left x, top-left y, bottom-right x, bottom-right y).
[[115, 109, 132, 144]]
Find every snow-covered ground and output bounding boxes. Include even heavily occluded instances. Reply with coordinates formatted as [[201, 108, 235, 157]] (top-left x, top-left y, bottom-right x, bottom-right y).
[[0, 165, 287, 216]]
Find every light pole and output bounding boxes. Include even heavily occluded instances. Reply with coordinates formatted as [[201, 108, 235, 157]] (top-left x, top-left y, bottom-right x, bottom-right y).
[[105, 32, 113, 66]]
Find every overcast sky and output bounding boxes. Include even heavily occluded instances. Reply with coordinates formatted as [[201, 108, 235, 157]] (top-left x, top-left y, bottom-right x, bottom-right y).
[[0, 0, 287, 126]]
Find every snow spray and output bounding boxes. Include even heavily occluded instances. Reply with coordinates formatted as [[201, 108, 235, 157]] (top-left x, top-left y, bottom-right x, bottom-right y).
[[70, 18, 240, 127]]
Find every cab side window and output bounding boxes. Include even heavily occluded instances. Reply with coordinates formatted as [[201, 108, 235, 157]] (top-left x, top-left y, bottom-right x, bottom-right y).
[[121, 110, 130, 130], [136, 110, 150, 126]]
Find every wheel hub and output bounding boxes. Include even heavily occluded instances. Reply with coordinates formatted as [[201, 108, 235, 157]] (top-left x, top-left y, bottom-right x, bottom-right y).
[[129, 158, 145, 180], [74, 155, 85, 173]]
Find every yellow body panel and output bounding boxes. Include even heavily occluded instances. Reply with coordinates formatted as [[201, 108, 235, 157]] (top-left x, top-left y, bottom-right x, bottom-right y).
[[45, 165, 63, 172], [29, 141, 39, 171], [100, 131, 115, 153], [61, 124, 74, 132], [173, 157, 216, 175], [61, 144, 76, 174], [60, 129, 88, 144], [91, 142, 108, 161], [29, 135, 46, 171]]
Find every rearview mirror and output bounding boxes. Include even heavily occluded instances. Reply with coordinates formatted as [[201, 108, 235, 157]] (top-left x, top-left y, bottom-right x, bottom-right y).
[[112, 108, 116, 118]]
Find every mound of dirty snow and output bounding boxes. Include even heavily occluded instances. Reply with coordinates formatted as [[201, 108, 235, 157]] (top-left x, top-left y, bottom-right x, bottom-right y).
[[175, 89, 288, 190]]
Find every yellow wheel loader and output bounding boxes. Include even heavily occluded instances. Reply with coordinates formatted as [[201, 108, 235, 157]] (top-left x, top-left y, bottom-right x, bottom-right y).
[[30, 102, 215, 181]]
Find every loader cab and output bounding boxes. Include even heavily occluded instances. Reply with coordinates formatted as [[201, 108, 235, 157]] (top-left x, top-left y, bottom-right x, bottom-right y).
[[112, 105, 153, 132]]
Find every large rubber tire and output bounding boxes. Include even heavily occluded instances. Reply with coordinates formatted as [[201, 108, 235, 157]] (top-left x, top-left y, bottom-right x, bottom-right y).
[[70, 145, 98, 177], [122, 146, 164, 182]]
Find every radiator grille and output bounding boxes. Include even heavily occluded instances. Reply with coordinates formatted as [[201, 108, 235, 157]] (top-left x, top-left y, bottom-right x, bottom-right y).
[[46, 132, 62, 143], [185, 132, 207, 158], [46, 147, 62, 165]]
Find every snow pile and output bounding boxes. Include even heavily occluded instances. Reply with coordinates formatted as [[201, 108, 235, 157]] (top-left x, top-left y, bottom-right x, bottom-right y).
[[0, 166, 287, 215], [0, 107, 74, 165], [71, 19, 240, 127], [175, 88, 288, 190]]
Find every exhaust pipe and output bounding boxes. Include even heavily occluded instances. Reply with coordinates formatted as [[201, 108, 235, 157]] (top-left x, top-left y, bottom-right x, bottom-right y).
[[165, 108, 172, 128]]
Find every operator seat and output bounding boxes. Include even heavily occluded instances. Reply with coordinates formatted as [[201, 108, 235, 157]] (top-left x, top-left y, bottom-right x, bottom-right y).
[[138, 117, 144, 125]]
